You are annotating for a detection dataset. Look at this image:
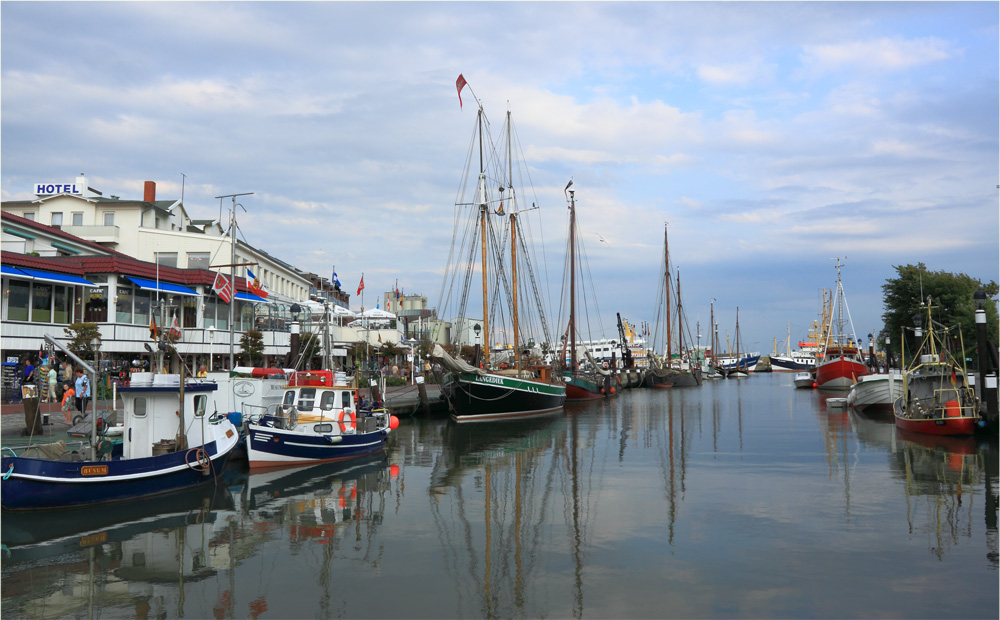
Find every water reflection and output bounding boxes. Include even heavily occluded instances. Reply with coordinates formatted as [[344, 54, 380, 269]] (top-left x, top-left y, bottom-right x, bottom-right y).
[[2, 376, 996, 618], [893, 430, 992, 563], [1, 481, 234, 619]]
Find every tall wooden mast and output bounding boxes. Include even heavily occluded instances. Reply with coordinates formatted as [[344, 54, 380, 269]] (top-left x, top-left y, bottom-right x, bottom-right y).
[[569, 190, 577, 370], [477, 106, 490, 368]]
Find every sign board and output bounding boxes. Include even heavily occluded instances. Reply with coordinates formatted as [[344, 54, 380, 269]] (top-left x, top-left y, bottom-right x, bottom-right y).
[[34, 183, 82, 195], [331, 348, 347, 356]]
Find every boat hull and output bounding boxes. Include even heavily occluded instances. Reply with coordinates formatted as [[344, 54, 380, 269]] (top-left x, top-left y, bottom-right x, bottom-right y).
[[0, 431, 239, 511], [815, 358, 868, 390], [565, 373, 613, 401], [642, 368, 674, 389], [246, 423, 388, 469], [769, 355, 815, 372], [442, 371, 566, 422], [893, 412, 977, 436], [847, 374, 902, 416]]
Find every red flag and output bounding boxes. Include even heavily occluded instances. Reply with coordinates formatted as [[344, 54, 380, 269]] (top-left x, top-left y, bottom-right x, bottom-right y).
[[169, 314, 182, 340], [149, 316, 158, 340], [357, 275, 365, 296], [456, 74, 467, 108], [212, 272, 233, 303]]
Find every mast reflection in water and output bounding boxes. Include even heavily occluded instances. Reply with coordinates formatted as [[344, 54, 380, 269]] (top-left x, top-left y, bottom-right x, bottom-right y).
[[2, 374, 996, 618]]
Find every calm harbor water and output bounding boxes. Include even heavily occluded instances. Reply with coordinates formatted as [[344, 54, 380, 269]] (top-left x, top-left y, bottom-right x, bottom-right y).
[[2, 372, 997, 619]]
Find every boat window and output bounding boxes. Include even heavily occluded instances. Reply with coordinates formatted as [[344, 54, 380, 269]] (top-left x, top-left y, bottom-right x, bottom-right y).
[[314, 423, 333, 433], [297, 388, 317, 411], [282, 391, 295, 407], [194, 395, 207, 417], [342, 392, 352, 409], [320, 391, 337, 410], [133, 397, 147, 418]]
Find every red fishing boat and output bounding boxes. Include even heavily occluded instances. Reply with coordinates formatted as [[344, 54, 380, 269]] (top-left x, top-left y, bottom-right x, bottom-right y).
[[892, 299, 979, 436], [814, 258, 869, 390]]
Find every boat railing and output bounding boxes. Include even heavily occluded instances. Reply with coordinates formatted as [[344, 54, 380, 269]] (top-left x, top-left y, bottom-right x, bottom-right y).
[[3, 439, 90, 460]]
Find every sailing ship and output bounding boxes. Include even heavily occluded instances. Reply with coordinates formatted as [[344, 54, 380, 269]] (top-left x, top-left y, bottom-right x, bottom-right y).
[[892, 298, 980, 436], [433, 100, 566, 421], [562, 187, 616, 400], [715, 307, 757, 377], [814, 259, 869, 390], [644, 224, 701, 388]]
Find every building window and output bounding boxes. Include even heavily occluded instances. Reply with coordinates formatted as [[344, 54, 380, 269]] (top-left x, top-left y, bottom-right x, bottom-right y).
[[31, 283, 52, 323], [134, 289, 151, 326], [51, 212, 63, 226], [155, 252, 177, 268], [103, 212, 114, 226], [203, 297, 216, 329], [72, 212, 84, 226], [183, 296, 198, 328], [85, 287, 108, 323], [6, 280, 30, 321], [116, 286, 133, 323], [187, 252, 210, 270], [53, 285, 71, 324], [22, 212, 35, 221]]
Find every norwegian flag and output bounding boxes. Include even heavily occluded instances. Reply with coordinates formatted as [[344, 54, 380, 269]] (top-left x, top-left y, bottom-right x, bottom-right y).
[[212, 272, 232, 304]]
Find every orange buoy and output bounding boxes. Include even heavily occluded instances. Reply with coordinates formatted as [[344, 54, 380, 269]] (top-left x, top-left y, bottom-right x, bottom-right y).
[[945, 400, 961, 417], [389, 415, 400, 430]]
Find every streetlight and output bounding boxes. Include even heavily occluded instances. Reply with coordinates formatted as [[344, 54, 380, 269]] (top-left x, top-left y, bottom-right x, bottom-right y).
[[473, 323, 482, 367], [207, 326, 216, 372]]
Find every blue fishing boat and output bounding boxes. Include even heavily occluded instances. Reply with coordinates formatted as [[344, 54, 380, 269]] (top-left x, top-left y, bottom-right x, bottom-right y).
[[245, 370, 398, 469], [1, 372, 241, 511]]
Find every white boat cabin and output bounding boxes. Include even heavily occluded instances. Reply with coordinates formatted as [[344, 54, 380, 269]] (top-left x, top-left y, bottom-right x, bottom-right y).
[[119, 373, 220, 459]]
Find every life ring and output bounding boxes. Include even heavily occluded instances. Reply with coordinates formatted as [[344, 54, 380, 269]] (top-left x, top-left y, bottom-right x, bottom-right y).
[[338, 409, 357, 433]]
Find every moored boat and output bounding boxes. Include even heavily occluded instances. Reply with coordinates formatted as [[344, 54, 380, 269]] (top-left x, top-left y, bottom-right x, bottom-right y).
[[1, 337, 240, 510], [814, 259, 869, 390], [892, 299, 979, 436], [847, 372, 903, 416], [432, 94, 566, 421], [245, 370, 398, 468], [793, 371, 815, 389]]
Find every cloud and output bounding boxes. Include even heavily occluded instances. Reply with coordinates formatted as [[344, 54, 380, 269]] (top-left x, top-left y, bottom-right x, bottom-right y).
[[801, 36, 957, 75]]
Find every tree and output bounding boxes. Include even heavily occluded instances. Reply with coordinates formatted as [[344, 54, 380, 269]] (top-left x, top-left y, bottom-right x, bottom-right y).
[[880, 263, 998, 364], [63, 322, 102, 358], [240, 329, 265, 367]]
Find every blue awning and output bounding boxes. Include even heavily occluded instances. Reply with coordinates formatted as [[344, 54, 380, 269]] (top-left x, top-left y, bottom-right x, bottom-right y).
[[1, 265, 30, 279], [126, 276, 199, 296], [15, 267, 95, 286], [235, 291, 268, 303]]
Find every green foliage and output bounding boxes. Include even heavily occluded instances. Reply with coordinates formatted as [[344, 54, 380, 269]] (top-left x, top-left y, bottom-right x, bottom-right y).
[[240, 329, 265, 366], [880, 263, 998, 363], [385, 376, 407, 387], [63, 322, 102, 358]]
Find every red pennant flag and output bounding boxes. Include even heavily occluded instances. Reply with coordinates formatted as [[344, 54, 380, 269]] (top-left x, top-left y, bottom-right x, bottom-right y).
[[149, 316, 158, 340], [357, 275, 365, 296], [456, 74, 467, 109]]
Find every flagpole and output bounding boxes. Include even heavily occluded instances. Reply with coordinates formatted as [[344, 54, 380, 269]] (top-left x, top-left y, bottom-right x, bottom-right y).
[[215, 191, 253, 371]]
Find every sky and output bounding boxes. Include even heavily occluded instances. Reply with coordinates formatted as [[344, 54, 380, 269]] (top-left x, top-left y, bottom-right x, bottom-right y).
[[2, 1, 997, 353]]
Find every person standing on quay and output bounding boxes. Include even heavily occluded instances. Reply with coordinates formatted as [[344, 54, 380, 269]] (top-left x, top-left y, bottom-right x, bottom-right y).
[[46, 365, 58, 403], [74, 369, 90, 413], [61, 383, 76, 423]]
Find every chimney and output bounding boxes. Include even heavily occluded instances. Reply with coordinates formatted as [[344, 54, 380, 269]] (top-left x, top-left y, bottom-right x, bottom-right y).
[[144, 181, 156, 203]]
